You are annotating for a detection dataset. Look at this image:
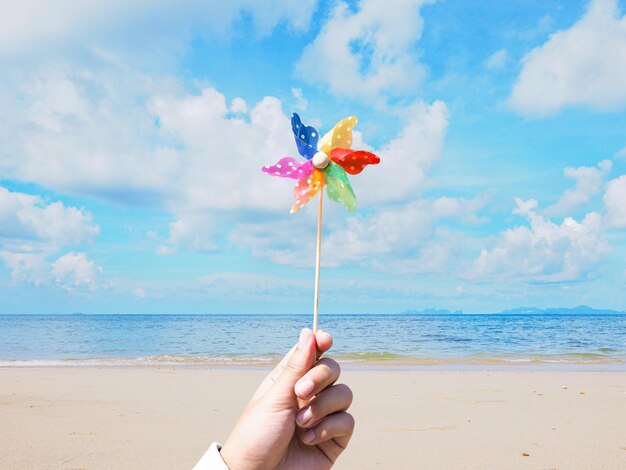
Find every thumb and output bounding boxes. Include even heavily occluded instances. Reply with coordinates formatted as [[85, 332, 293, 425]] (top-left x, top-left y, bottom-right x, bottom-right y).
[[272, 328, 316, 399]]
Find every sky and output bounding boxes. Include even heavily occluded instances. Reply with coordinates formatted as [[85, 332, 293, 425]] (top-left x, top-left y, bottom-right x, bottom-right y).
[[1, 0, 625, 314]]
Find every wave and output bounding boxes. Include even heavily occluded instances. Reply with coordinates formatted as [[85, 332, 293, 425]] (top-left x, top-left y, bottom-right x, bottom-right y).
[[2, 352, 625, 368]]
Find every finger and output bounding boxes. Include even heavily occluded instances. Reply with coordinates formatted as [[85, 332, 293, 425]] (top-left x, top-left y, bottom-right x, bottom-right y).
[[250, 343, 297, 402], [272, 328, 316, 398], [295, 383, 353, 428], [299, 412, 355, 447], [315, 329, 333, 360], [294, 357, 340, 400]]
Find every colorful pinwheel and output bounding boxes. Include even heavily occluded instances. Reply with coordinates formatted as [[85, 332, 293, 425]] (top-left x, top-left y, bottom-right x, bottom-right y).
[[261, 113, 380, 332], [262, 113, 380, 213]]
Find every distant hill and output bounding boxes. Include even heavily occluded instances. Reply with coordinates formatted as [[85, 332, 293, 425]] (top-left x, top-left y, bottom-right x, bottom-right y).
[[402, 305, 625, 315], [498, 305, 625, 315]]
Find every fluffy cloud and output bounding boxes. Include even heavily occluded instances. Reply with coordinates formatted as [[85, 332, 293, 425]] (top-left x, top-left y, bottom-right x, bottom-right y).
[[296, 0, 432, 99], [603, 174, 626, 227], [0, 186, 99, 247], [0, 0, 318, 57], [1, 65, 295, 214], [0, 186, 99, 286], [474, 198, 609, 282], [51, 252, 100, 291], [356, 100, 449, 204], [231, 195, 486, 271], [544, 160, 612, 216], [0, 252, 48, 285], [1, 65, 180, 204], [1, 59, 450, 251], [510, 0, 626, 115]]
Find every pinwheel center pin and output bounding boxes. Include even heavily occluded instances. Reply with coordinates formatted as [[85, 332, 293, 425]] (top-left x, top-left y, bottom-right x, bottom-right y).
[[262, 113, 380, 332], [312, 151, 330, 169]]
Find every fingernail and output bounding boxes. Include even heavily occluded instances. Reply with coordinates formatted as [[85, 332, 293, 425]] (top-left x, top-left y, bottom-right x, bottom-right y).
[[295, 379, 315, 398], [301, 429, 315, 445], [298, 328, 311, 349], [296, 406, 313, 426]]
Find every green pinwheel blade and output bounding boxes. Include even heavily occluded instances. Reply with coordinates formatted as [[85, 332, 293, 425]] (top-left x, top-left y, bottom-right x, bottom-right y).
[[325, 161, 356, 212]]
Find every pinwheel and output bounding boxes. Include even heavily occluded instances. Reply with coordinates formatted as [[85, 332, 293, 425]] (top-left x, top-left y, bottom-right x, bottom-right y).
[[262, 113, 380, 331]]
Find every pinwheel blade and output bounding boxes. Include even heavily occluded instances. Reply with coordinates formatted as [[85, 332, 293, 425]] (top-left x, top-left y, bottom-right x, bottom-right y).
[[262, 157, 313, 180], [317, 116, 357, 155], [291, 113, 319, 160], [291, 169, 325, 213], [330, 148, 380, 175], [325, 162, 356, 212]]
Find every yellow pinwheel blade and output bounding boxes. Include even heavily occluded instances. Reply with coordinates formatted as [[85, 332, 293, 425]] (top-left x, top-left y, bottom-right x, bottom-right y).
[[317, 116, 358, 155]]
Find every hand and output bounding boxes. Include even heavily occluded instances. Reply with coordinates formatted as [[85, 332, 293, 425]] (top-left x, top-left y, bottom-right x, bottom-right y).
[[220, 328, 354, 470]]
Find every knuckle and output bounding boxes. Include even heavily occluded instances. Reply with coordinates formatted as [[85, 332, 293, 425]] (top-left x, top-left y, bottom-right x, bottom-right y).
[[318, 357, 340, 377], [336, 383, 353, 406], [342, 412, 355, 429]]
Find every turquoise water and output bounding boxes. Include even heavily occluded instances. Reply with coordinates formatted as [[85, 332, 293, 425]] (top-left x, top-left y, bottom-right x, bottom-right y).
[[0, 314, 624, 366]]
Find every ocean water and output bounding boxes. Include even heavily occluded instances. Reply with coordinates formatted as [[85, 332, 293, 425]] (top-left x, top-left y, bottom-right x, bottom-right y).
[[0, 314, 625, 367]]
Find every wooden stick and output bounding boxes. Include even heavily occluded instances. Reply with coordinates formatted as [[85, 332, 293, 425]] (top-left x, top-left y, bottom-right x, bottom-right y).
[[313, 190, 323, 333]]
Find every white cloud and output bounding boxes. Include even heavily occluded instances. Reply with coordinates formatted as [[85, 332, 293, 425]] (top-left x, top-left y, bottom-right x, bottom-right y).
[[0, 0, 318, 57], [615, 146, 626, 159], [296, 0, 431, 99], [0, 252, 47, 285], [356, 100, 449, 205], [474, 198, 609, 281], [0, 186, 99, 286], [603, 174, 626, 227], [291, 88, 308, 111], [51, 252, 100, 291], [484, 49, 509, 70], [0, 186, 99, 247], [544, 160, 612, 216], [230, 97, 248, 114], [1, 65, 181, 203], [2, 58, 450, 251], [232, 195, 486, 272], [510, 0, 626, 116], [1, 65, 297, 214], [164, 213, 216, 252]]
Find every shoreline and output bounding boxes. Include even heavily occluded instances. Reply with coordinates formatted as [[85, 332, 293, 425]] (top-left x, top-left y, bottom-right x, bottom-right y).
[[2, 356, 626, 371]]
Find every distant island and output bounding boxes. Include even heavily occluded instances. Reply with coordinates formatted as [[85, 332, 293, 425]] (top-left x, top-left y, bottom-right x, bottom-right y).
[[402, 305, 625, 315]]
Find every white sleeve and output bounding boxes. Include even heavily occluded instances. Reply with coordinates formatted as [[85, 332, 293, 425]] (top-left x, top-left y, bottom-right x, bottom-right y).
[[192, 442, 229, 470]]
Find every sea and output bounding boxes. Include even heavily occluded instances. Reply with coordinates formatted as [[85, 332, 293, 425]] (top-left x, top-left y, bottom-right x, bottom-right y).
[[1, 313, 625, 369]]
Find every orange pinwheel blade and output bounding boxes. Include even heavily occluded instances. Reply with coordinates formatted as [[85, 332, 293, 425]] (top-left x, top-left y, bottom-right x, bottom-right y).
[[291, 169, 325, 213]]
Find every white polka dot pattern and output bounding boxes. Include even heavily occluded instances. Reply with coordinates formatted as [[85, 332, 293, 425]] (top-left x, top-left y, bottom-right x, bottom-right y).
[[325, 161, 356, 212], [290, 169, 325, 213], [317, 116, 358, 155], [262, 113, 381, 214], [329, 149, 380, 175], [262, 157, 313, 180]]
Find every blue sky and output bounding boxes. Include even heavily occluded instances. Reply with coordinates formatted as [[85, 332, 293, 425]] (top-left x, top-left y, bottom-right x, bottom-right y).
[[1, 0, 626, 314]]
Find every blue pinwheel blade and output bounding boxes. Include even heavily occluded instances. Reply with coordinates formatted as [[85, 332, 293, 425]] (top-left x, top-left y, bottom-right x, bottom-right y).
[[291, 113, 319, 160]]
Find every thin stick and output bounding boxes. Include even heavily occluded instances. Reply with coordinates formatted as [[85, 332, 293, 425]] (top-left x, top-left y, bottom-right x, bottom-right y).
[[313, 190, 323, 333]]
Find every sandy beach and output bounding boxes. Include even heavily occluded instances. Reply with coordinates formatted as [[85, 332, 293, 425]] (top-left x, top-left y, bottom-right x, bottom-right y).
[[1, 367, 625, 469]]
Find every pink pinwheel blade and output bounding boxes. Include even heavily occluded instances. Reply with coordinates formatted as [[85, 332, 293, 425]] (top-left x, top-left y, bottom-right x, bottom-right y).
[[262, 157, 313, 180]]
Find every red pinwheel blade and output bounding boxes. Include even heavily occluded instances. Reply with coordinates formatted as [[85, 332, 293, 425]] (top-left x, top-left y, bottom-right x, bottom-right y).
[[330, 148, 380, 175]]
